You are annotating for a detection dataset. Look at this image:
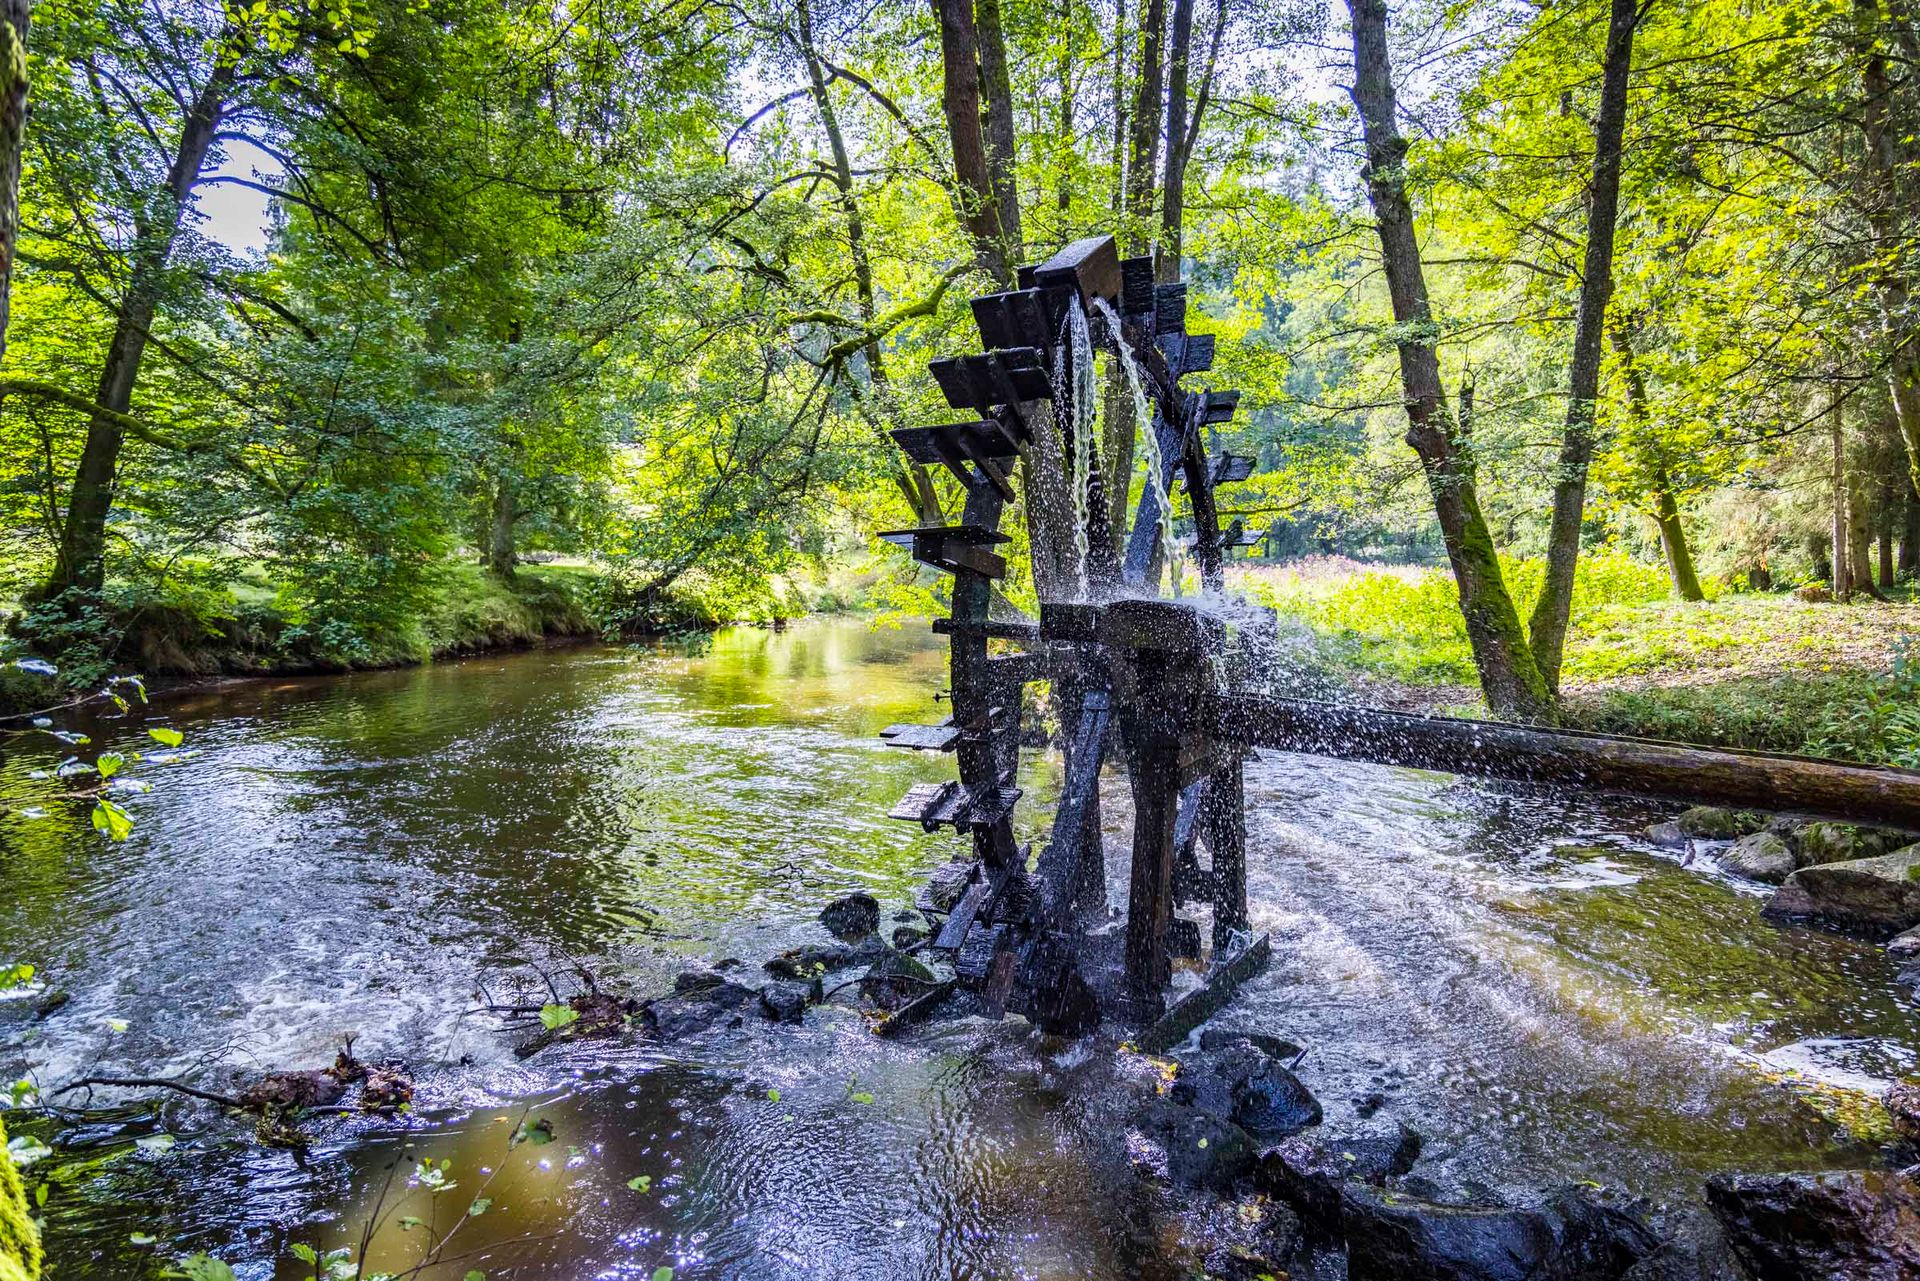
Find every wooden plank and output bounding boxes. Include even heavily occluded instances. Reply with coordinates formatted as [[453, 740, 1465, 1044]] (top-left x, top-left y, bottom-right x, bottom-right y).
[[890, 422, 1018, 464], [1214, 693, 1920, 829], [932, 617, 1042, 643], [970, 289, 1052, 352], [1034, 693, 1114, 927], [1032, 235, 1123, 309], [1120, 255, 1157, 316], [879, 721, 962, 752], [1134, 933, 1273, 1054], [934, 873, 997, 949], [1211, 451, 1254, 485], [1154, 282, 1189, 334]]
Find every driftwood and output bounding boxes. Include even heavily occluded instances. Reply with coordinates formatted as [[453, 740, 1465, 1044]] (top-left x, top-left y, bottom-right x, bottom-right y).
[[1214, 695, 1920, 829]]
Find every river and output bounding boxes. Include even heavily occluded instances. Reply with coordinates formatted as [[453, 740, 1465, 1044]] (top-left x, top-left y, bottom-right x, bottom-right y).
[[1, 619, 1913, 1279]]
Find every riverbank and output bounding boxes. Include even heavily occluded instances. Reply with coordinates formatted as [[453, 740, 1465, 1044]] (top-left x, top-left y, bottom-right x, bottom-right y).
[[1235, 554, 1920, 765]]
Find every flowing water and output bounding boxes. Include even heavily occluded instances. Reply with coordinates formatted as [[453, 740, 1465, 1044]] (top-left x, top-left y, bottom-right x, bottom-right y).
[[2, 619, 1914, 1280]]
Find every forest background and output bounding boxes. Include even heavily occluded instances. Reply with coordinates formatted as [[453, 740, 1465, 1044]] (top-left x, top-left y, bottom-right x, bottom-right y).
[[0, 0, 1916, 764]]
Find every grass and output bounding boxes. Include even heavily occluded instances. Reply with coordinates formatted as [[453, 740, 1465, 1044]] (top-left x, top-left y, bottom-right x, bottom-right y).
[[1234, 553, 1920, 765]]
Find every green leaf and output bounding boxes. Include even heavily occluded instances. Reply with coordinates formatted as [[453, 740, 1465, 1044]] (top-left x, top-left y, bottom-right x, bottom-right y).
[[135, 1133, 176, 1154], [91, 799, 134, 841], [766, 1087, 779, 1102], [511, 1117, 554, 1147], [104, 1017, 129, 1033], [464, 1272, 487, 1281], [626, 1175, 651, 1192], [652, 1269, 675, 1281], [467, 1196, 492, 1216], [131, 1232, 158, 1246], [849, 1092, 874, 1105], [34, 1183, 46, 1207], [95, 752, 124, 778], [148, 727, 184, 748], [538, 1003, 579, 1031], [290, 1243, 318, 1263], [162, 1254, 236, 1281]]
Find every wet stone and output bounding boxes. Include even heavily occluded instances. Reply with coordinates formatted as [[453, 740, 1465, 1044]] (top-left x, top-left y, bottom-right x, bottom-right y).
[[1675, 806, 1763, 840], [1257, 1118, 1422, 1236], [645, 979, 758, 1041], [820, 891, 881, 942], [763, 937, 885, 980], [1341, 1183, 1661, 1281], [759, 981, 814, 1025], [860, 948, 936, 1009], [1705, 1168, 1920, 1281], [1644, 821, 1688, 850], [1198, 1028, 1304, 1062], [1718, 832, 1796, 884], [1132, 1098, 1256, 1192], [891, 924, 929, 950], [1172, 1041, 1322, 1139], [1763, 843, 1920, 938]]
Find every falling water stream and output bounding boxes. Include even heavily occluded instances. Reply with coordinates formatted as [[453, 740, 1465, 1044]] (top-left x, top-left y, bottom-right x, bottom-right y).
[[2, 621, 1914, 1279], [1091, 297, 1177, 589]]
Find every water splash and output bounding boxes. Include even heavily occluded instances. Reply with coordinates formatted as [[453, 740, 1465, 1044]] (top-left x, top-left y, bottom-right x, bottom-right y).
[[1063, 297, 1098, 597], [1090, 297, 1177, 593]]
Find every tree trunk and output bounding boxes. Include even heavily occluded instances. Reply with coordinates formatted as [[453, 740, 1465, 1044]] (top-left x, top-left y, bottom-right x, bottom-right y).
[[1849, 466, 1886, 599], [1880, 522, 1895, 589], [1344, 0, 1556, 722], [1123, 0, 1165, 254], [974, 0, 1022, 266], [799, 0, 942, 523], [0, 0, 29, 366], [1056, 0, 1073, 214], [486, 477, 517, 580], [1901, 486, 1920, 579], [1854, 0, 1920, 491], [1651, 481, 1704, 601], [46, 59, 232, 597], [1833, 390, 1852, 601], [1156, 0, 1194, 284], [1527, 0, 1640, 691], [1110, 0, 1128, 214], [933, 0, 1010, 286]]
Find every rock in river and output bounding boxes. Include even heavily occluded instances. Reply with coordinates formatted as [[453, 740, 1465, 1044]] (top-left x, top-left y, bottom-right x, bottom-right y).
[[1718, 832, 1796, 884], [1130, 1098, 1256, 1192], [1705, 1168, 1920, 1281], [1674, 806, 1762, 840], [645, 975, 759, 1040], [819, 891, 881, 942], [1257, 1118, 1423, 1236], [1341, 1183, 1661, 1281], [1171, 1040, 1322, 1139], [1762, 843, 1920, 938]]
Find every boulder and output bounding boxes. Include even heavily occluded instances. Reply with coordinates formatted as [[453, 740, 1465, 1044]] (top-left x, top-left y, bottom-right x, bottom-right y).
[[1675, 807, 1762, 840], [1885, 1080, 1920, 1145], [645, 979, 758, 1040], [1257, 1119, 1423, 1236], [763, 936, 885, 980], [891, 924, 929, 950], [1704, 1168, 1920, 1281], [1888, 925, 1920, 957], [1794, 821, 1897, 868], [238, 1069, 346, 1111], [1718, 832, 1796, 884], [1131, 1098, 1257, 1192], [1644, 821, 1689, 850], [1341, 1184, 1661, 1281], [1171, 1041, 1322, 1139], [359, 1066, 414, 1114], [1762, 844, 1920, 938], [820, 892, 881, 942]]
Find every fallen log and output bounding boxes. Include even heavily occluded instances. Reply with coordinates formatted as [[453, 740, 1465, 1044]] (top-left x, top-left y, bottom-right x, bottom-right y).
[[1213, 694, 1920, 829]]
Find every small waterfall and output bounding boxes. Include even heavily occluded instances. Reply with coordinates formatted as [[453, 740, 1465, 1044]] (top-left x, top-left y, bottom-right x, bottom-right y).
[[1091, 297, 1177, 591], [1065, 297, 1097, 595]]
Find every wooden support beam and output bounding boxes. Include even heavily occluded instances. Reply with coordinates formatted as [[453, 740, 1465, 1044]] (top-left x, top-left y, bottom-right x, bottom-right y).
[[1204, 758, 1249, 949], [1125, 738, 1182, 1009], [1134, 932, 1272, 1054], [1214, 694, 1920, 829]]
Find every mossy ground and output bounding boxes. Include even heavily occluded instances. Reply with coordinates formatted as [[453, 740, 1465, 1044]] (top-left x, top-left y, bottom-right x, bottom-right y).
[[0, 1120, 41, 1281], [1233, 555, 1920, 765]]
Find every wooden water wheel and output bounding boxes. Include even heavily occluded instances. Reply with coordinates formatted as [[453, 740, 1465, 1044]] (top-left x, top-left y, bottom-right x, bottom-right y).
[[876, 234, 1276, 1039]]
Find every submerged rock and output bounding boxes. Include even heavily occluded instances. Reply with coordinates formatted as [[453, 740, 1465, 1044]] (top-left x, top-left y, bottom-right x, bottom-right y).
[[1704, 1168, 1920, 1281], [764, 937, 885, 980], [238, 1070, 345, 1112], [820, 892, 881, 942], [1341, 1183, 1661, 1281], [1718, 832, 1796, 884], [1132, 1098, 1256, 1191], [645, 979, 759, 1040], [1675, 807, 1762, 841], [1762, 843, 1920, 937], [359, 1066, 414, 1114], [1199, 1028, 1305, 1062], [1257, 1119, 1423, 1236]]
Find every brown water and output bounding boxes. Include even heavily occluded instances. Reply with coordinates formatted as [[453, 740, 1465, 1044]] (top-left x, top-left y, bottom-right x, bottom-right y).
[[2, 619, 1913, 1279]]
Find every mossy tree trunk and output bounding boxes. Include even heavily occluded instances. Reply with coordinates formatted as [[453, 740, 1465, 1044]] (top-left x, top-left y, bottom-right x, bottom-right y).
[[0, 0, 29, 368], [0, 1119, 40, 1281], [1345, 0, 1557, 723], [1528, 0, 1641, 690]]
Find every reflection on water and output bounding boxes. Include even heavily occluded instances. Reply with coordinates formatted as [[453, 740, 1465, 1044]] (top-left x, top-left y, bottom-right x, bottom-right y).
[[3, 618, 1917, 1279]]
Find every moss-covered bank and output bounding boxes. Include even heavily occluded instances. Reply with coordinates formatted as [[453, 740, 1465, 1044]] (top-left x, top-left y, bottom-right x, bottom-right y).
[[0, 1120, 40, 1281]]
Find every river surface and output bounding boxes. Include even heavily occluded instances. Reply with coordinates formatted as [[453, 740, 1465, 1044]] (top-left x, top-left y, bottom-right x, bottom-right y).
[[1, 619, 1914, 1279]]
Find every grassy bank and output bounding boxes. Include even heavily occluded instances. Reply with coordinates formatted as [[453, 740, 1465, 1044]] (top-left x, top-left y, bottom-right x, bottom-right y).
[[1236, 554, 1920, 766]]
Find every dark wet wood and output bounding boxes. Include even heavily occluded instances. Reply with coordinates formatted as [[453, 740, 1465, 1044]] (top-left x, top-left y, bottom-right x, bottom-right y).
[[1134, 932, 1272, 1055], [1216, 694, 1920, 829]]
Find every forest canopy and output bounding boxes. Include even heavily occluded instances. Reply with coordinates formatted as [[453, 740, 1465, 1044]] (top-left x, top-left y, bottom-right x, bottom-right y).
[[0, 0, 1914, 731]]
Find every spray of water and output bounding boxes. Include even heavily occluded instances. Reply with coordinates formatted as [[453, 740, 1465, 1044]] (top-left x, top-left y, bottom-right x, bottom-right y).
[[1066, 298, 1098, 595], [1090, 297, 1177, 591]]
